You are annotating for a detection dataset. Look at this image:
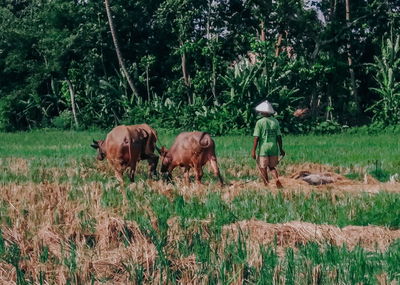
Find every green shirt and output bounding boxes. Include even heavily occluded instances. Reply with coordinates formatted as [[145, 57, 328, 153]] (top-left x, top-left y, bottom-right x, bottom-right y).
[[253, 117, 282, 156]]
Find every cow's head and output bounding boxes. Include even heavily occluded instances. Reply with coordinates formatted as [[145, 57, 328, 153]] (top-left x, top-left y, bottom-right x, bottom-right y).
[[159, 146, 171, 173], [90, 139, 106, 160]]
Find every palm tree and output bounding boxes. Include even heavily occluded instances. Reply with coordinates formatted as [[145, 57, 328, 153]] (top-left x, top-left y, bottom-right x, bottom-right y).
[[104, 0, 139, 100]]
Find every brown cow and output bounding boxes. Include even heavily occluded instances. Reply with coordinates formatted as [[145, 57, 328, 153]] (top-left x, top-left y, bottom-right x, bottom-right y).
[[159, 131, 223, 185], [91, 124, 158, 185]]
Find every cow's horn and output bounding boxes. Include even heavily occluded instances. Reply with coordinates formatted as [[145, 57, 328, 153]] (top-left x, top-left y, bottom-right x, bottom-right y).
[[91, 139, 99, 149]]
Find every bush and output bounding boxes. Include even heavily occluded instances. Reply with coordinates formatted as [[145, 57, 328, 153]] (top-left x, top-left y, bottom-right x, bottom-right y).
[[0, 96, 12, 131], [51, 110, 73, 130], [345, 123, 400, 135], [311, 120, 346, 135]]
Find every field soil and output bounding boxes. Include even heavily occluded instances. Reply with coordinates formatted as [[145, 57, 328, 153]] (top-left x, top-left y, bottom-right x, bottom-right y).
[[148, 162, 400, 201]]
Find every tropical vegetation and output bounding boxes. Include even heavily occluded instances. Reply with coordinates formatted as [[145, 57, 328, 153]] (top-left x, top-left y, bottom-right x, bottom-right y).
[[0, 0, 399, 134]]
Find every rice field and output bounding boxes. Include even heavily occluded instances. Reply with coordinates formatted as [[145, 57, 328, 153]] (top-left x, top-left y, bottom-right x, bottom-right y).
[[0, 130, 399, 284]]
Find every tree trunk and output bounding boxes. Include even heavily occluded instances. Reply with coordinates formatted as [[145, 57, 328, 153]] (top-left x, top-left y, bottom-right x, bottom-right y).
[[206, 0, 211, 40], [180, 41, 191, 104], [333, 0, 337, 15], [275, 33, 283, 57], [66, 77, 79, 129], [104, 0, 139, 100], [97, 13, 108, 77], [181, 46, 189, 86], [345, 0, 359, 112], [211, 55, 217, 102], [260, 21, 265, 41], [145, 66, 150, 101], [326, 96, 333, 121]]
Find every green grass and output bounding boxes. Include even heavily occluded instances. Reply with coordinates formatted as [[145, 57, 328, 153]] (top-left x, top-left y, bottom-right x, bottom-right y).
[[0, 129, 399, 283], [217, 132, 400, 176], [1, 228, 399, 284], [119, 188, 400, 232], [1, 130, 399, 171]]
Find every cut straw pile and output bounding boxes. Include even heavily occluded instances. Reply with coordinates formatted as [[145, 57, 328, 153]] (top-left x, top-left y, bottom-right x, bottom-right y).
[[222, 220, 400, 267], [0, 182, 158, 283]]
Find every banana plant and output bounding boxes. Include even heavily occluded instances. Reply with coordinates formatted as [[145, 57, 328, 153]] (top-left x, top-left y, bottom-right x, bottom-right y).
[[367, 33, 400, 125]]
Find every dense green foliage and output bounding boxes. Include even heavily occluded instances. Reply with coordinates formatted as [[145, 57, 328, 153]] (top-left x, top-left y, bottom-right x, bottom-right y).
[[0, 0, 400, 133]]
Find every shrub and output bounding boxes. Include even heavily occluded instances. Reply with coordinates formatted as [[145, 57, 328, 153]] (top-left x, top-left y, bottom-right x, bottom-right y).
[[51, 110, 73, 130], [311, 120, 346, 135]]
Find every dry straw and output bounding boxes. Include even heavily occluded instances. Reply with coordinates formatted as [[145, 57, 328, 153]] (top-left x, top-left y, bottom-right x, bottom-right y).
[[222, 220, 400, 267], [1, 161, 400, 283]]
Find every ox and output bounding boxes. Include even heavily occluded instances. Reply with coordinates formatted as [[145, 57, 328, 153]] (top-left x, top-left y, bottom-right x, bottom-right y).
[[159, 131, 223, 185], [91, 124, 158, 185]]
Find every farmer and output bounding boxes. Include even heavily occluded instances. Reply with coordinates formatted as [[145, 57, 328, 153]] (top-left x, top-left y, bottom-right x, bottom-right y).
[[251, 100, 285, 188]]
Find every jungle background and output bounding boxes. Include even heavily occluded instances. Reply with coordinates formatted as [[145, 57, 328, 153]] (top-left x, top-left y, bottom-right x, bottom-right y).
[[1, 0, 399, 134]]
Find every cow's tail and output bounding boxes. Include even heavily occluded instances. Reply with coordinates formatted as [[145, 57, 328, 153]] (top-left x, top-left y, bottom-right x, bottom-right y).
[[199, 132, 212, 148]]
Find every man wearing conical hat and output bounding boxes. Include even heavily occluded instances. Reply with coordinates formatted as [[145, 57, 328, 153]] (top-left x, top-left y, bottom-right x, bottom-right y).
[[251, 100, 285, 188]]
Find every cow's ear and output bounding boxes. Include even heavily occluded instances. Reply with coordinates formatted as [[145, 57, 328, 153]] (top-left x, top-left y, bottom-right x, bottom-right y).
[[138, 128, 148, 140]]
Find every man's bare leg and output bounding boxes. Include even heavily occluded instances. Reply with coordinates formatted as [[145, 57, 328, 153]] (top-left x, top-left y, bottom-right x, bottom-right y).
[[259, 167, 269, 185], [269, 167, 283, 188]]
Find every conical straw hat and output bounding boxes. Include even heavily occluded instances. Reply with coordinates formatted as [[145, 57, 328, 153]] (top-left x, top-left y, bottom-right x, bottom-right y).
[[255, 100, 275, 114]]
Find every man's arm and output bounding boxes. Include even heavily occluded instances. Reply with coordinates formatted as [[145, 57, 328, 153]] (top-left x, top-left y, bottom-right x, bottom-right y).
[[277, 135, 285, 156], [251, 137, 259, 159]]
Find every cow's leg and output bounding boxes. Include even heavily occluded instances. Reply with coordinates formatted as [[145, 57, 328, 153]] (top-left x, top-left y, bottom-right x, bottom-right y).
[[194, 166, 204, 184], [110, 159, 125, 186], [184, 167, 190, 185], [165, 164, 175, 182], [128, 160, 138, 182], [114, 169, 124, 186], [128, 144, 141, 183], [210, 157, 224, 186], [146, 154, 159, 178], [114, 166, 128, 205]]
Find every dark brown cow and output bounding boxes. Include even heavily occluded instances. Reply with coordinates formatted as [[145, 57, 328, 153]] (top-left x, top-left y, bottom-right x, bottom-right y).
[[91, 124, 158, 185], [160, 131, 223, 185]]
